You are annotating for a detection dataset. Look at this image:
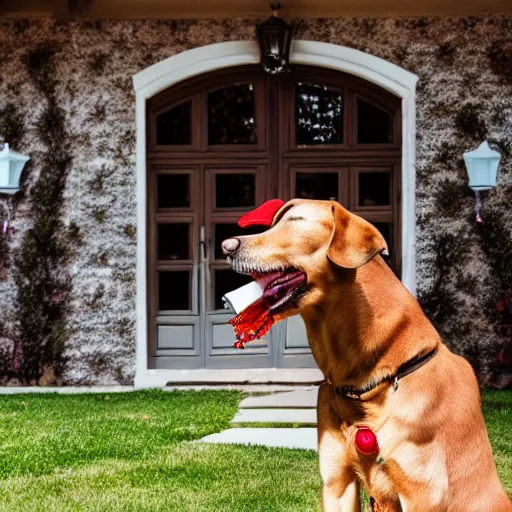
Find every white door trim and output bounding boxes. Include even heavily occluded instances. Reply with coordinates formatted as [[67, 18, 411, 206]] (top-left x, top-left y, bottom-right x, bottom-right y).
[[132, 40, 418, 389]]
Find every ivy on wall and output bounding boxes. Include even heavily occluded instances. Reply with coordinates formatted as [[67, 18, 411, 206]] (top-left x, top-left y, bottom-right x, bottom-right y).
[[475, 208, 512, 386], [488, 39, 512, 85], [11, 45, 74, 384]]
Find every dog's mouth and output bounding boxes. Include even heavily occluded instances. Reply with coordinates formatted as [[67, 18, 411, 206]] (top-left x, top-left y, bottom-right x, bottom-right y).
[[227, 258, 308, 313], [253, 268, 307, 313], [226, 258, 308, 347]]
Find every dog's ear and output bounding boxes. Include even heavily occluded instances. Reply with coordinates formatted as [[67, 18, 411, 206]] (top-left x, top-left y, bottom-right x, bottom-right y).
[[326, 202, 388, 269]]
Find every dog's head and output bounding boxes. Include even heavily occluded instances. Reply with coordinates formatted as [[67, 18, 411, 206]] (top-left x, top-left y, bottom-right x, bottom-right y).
[[221, 199, 388, 320]]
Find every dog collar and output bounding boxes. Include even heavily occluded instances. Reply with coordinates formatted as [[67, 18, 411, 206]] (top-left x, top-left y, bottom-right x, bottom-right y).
[[336, 346, 439, 401]]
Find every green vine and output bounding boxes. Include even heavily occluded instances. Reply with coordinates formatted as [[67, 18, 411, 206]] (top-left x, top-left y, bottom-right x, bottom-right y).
[[476, 209, 512, 291], [418, 232, 467, 329], [488, 39, 512, 85], [474, 206, 512, 387], [454, 104, 487, 141], [417, 229, 488, 376], [12, 45, 74, 384]]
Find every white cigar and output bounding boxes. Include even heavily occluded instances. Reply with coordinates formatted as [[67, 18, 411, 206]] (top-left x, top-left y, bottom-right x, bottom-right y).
[[222, 281, 264, 314]]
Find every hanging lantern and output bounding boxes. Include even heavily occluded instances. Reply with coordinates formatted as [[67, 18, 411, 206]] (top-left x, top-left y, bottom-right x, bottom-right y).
[[0, 143, 30, 195], [256, 3, 293, 75], [463, 141, 501, 223]]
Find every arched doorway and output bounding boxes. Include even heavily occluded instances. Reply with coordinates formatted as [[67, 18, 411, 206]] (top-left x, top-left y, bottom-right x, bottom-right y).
[[145, 64, 402, 370]]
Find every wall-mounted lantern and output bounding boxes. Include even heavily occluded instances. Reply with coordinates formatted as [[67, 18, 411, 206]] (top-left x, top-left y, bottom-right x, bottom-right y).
[[256, 3, 293, 75], [0, 143, 30, 237], [0, 143, 29, 195], [463, 141, 501, 223]]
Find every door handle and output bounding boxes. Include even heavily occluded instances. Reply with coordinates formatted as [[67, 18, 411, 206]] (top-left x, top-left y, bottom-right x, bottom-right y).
[[199, 225, 209, 314], [199, 225, 206, 263]]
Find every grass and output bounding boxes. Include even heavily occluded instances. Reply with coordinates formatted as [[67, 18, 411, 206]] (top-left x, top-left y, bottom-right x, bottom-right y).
[[0, 390, 509, 511], [481, 391, 512, 493]]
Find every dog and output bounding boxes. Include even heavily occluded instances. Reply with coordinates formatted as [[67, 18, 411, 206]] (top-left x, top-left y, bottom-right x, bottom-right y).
[[222, 199, 512, 512]]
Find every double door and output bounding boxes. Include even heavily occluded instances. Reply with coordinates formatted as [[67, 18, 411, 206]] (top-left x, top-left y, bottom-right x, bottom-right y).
[[148, 164, 315, 369], [146, 64, 402, 370]]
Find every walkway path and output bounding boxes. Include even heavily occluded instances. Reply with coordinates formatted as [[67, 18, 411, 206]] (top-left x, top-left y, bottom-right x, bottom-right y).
[[201, 386, 319, 451]]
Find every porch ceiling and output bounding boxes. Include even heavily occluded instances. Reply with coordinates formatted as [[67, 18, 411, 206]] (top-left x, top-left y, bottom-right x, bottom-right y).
[[1, 0, 511, 21]]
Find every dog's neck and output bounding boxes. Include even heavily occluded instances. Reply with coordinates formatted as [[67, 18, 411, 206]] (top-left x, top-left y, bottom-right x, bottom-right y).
[[300, 256, 440, 389]]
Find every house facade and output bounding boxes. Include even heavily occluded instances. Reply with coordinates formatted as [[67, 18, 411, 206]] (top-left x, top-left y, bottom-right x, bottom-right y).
[[0, 2, 511, 387]]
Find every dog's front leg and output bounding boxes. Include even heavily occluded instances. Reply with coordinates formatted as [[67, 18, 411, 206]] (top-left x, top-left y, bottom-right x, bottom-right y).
[[318, 383, 361, 512]]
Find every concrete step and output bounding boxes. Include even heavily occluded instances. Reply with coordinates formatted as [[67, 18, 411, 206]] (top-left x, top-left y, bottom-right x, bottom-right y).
[[231, 407, 317, 424], [240, 388, 318, 409], [201, 427, 318, 451]]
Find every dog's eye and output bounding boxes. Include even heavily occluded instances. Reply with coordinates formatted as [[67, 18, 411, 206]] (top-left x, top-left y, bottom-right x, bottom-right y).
[[286, 216, 305, 222]]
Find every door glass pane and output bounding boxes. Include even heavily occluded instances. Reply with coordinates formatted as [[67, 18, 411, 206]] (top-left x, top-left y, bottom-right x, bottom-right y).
[[158, 224, 190, 261], [156, 101, 191, 145], [296, 172, 339, 201], [359, 172, 391, 207], [208, 84, 257, 145], [214, 224, 266, 260], [213, 269, 253, 311], [215, 174, 256, 208], [159, 271, 191, 311], [357, 99, 393, 144], [157, 174, 190, 208], [296, 83, 343, 145]]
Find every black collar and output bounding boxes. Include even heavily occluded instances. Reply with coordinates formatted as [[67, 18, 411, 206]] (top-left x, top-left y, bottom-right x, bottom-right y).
[[335, 346, 439, 401]]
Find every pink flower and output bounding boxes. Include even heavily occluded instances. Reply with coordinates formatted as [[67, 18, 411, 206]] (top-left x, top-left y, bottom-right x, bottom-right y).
[[49, 289, 67, 305]]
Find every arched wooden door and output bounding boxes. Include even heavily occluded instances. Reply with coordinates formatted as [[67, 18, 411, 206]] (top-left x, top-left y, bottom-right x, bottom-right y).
[[146, 65, 402, 370]]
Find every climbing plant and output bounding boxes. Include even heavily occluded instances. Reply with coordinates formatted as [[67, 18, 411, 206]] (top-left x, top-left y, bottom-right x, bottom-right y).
[[12, 45, 74, 384]]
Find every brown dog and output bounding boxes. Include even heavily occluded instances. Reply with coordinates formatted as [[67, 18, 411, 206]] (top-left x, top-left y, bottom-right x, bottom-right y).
[[222, 199, 512, 512]]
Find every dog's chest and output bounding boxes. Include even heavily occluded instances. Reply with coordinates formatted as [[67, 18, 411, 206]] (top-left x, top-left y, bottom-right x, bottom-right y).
[[350, 434, 449, 511], [353, 459, 398, 506], [334, 397, 448, 509]]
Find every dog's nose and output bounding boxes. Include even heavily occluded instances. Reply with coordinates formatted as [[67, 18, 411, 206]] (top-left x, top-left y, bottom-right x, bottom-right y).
[[221, 238, 240, 255]]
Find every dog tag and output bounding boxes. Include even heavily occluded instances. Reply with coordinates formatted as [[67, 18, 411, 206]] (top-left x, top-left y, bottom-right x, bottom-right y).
[[355, 427, 379, 455]]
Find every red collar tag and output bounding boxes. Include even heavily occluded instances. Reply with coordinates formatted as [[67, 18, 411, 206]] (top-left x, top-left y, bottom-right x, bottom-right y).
[[355, 427, 379, 455], [238, 199, 285, 228]]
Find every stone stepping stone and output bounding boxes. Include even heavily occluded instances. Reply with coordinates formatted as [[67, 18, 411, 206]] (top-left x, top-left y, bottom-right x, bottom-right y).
[[201, 428, 318, 451], [231, 408, 317, 424], [239, 388, 318, 409]]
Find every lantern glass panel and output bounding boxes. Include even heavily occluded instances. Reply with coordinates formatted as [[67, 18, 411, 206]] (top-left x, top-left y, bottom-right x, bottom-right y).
[[0, 161, 10, 188]]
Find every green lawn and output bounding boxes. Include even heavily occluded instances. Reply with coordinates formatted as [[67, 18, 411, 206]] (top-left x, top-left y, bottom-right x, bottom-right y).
[[0, 389, 509, 511]]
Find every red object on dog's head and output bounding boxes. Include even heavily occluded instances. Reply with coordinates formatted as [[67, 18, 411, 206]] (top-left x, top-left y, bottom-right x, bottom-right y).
[[355, 427, 379, 455], [238, 199, 285, 228]]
